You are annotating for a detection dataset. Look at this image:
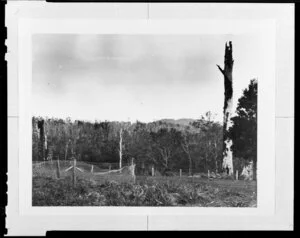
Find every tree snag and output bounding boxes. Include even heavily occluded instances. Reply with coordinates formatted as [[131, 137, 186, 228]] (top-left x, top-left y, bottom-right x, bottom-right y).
[[37, 119, 46, 162], [217, 41, 234, 175], [119, 128, 123, 170]]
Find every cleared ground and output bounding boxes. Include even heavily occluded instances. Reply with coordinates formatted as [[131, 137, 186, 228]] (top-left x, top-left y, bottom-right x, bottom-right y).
[[32, 172, 257, 207]]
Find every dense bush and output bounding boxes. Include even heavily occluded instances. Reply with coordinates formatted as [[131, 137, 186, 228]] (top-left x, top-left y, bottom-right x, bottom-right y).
[[32, 113, 224, 175]]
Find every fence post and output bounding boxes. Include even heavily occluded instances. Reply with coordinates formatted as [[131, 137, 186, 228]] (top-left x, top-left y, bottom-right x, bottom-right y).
[[91, 165, 93, 174], [236, 170, 238, 180], [208, 170, 210, 178], [179, 169, 182, 177], [152, 166, 154, 177], [56, 156, 60, 179], [73, 158, 76, 187]]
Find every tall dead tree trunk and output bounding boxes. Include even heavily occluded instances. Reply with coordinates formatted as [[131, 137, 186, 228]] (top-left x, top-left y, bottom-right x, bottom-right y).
[[119, 128, 123, 170], [217, 41, 234, 175], [44, 133, 48, 160], [37, 119, 46, 162]]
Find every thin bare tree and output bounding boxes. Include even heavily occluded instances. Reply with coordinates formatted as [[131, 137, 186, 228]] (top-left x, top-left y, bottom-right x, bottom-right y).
[[119, 127, 123, 170], [181, 135, 192, 177]]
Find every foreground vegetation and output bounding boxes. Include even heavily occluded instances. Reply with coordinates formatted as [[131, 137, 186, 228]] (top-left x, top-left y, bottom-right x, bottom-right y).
[[32, 175, 256, 207]]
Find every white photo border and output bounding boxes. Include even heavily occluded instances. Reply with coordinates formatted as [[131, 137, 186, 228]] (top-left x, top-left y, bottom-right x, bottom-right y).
[[6, 2, 293, 234]]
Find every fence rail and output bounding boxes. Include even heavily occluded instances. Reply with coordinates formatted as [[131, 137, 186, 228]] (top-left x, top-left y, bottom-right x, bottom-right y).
[[33, 160, 247, 185], [33, 159, 136, 186]]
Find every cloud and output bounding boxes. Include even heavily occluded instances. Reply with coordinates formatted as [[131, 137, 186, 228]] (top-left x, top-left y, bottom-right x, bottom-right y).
[[32, 34, 263, 123]]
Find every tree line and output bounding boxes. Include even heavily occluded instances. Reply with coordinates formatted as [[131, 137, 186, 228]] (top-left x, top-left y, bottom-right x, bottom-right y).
[[32, 112, 223, 176]]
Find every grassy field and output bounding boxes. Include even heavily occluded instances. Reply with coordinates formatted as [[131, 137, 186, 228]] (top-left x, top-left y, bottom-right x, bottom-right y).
[[32, 174, 257, 207]]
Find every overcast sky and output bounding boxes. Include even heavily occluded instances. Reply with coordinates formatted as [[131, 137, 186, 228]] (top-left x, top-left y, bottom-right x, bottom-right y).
[[32, 34, 263, 123]]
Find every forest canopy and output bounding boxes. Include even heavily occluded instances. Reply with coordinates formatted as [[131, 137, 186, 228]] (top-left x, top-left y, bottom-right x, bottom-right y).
[[32, 113, 223, 176]]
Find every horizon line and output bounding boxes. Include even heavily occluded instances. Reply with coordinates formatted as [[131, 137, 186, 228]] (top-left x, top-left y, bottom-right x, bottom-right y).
[[31, 114, 223, 124]]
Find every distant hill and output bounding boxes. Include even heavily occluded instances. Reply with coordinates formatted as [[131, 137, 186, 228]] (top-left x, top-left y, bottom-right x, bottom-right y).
[[157, 118, 197, 126]]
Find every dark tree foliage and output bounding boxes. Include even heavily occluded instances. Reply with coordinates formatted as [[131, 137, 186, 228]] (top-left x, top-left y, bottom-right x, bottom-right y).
[[229, 79, 257, 179], [32, 112, 223, 175], [191, 112, 223, 173]]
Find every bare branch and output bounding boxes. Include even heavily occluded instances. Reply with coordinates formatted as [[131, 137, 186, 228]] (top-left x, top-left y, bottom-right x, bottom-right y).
[[217, 64, 225, 75]]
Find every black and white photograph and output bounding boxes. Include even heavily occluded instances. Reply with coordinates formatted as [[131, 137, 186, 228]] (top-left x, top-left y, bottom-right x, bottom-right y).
[[31, 34, 258, 207], [5, 2, 294, 234]]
